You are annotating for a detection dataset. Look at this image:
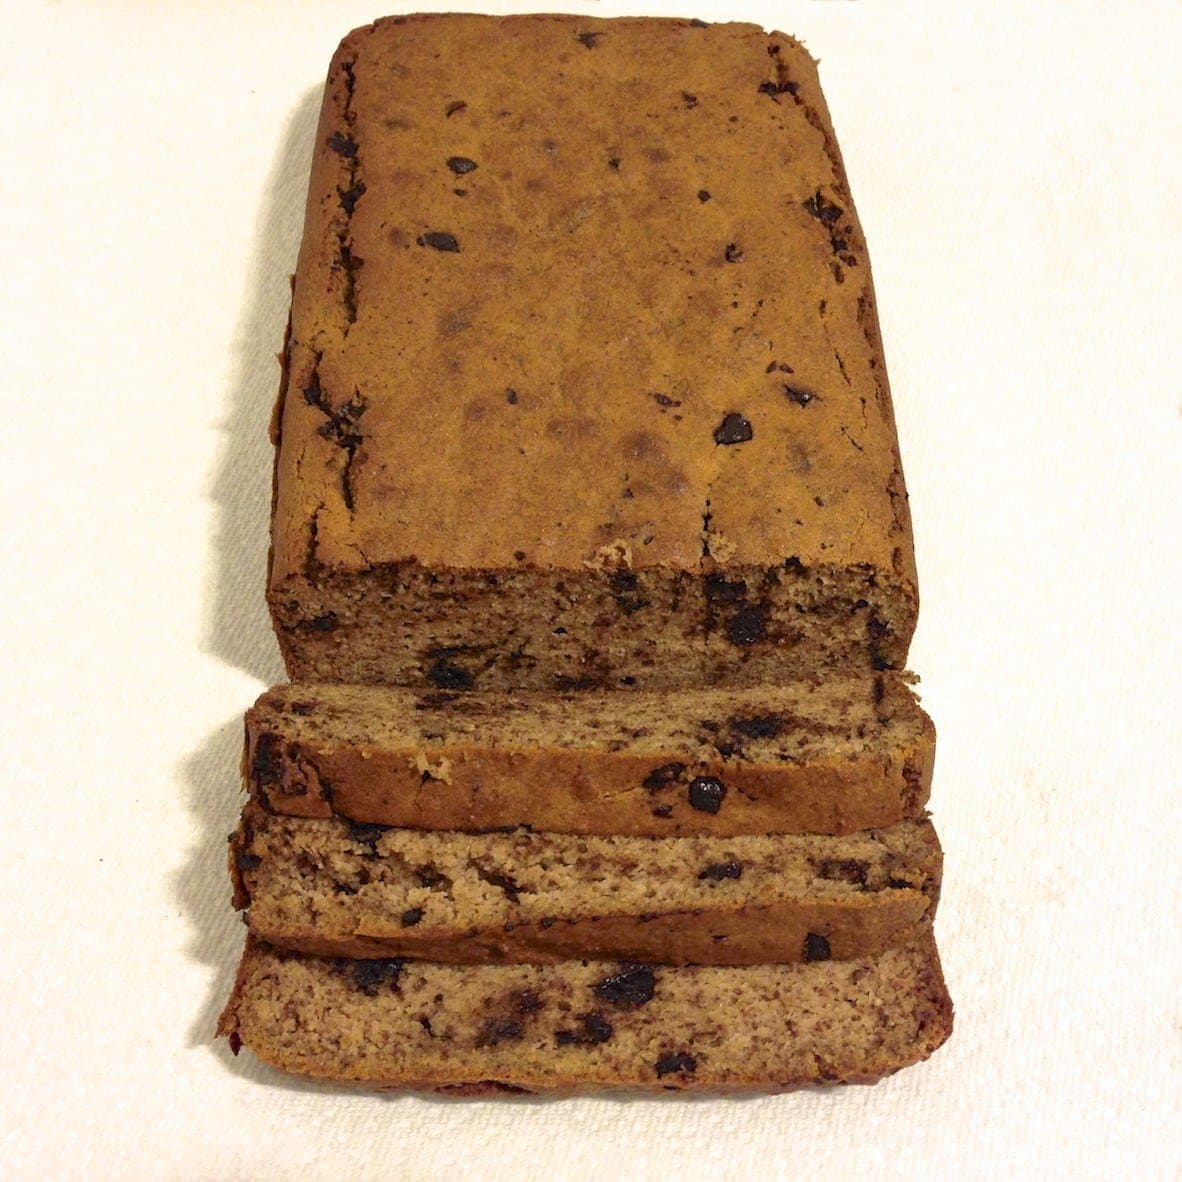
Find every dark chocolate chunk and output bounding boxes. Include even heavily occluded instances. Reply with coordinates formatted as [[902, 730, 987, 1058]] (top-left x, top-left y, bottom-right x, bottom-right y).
[[724, 242, 745, 263], [727, 605, 766, 646], [643, 762, 686, 791], [698, 860, 742, 881], [784, 385, 815, 407], [593, 965, 656, 1009], [697, 189, 711, 203], [400, 907, 424, 927], [804, 191, 844, 224], [714, 412, 753, 445], [816, 859, 868, 887], [539, 917, 556, 929], [556, 1011, 614, 1046], [444, 100, 467, 118], [308, 612, 338, 632], [352, 958, 405, 995], [689, 18, 709, 27], [475, 1017, 523, 1048], [727, 713, 785, 739], [682, 91, 698, 108], [234, 851, 262, 872], [608, 157, 621, 171], [785, 555, 805, 573], [339, 181, 366, 214], [420, 231, 460, 253], [704, 573, 746, 603], [249, 732, 282, 790], [327, 131, 357, 158], [474, 865, 523, 903], [447, 156, 478, 174], [426, 656, 474, 690], [804, 932, 831, 962], [655, 1052, 697, 1078], [688, 777, 727, 814], [576, 31, 601, 48], [228, 1031, 242, 1056], [347, 821, 391, 849]]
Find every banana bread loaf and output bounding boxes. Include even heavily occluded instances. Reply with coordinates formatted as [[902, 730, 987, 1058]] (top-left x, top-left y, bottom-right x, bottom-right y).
[[219, 929, 951, 1093], [269, 13, 919, 691], [245, 676, 933, 837], [231, 803, 941, 964]]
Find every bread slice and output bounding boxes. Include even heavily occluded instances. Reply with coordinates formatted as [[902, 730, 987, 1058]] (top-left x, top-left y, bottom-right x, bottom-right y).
[[219, 929, 951, 1093], [231, 803, 940, 965], [270, 15, 919, 691], [245, 676, 933, 837]]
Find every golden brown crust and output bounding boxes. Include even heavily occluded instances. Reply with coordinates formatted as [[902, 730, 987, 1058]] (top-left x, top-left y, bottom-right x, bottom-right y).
[[267, 14, 919, 686]]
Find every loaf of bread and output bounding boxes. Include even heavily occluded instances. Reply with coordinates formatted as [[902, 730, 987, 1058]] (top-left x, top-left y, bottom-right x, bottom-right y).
[[245, 676, 933, 836], [219, 929, 951, 1092], [231, 803, 940, 964], [269, 13, 919, 691]]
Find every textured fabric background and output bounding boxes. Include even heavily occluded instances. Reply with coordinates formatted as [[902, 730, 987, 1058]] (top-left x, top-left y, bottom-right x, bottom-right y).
[[1, 2, 1178, 1178]]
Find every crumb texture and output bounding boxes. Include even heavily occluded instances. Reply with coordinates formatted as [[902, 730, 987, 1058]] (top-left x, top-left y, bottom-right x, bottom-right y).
[[220, 929, 952, 1092]]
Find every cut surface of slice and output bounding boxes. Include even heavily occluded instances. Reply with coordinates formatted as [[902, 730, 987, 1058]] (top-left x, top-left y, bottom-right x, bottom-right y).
[[246, 676, 933, 836], [232, 804, 941, 964], [219, 929, 952, 1093]]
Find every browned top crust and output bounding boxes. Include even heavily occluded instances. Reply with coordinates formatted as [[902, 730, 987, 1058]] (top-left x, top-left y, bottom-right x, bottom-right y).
[[271, 14, 916, 593]]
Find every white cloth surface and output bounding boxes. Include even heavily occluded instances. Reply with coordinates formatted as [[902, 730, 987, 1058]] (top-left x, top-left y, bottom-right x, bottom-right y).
[[0, 1, 1178, 1178]]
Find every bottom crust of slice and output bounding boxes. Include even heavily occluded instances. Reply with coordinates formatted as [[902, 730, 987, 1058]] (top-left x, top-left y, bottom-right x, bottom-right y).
[[218, 928, 952, 1094]]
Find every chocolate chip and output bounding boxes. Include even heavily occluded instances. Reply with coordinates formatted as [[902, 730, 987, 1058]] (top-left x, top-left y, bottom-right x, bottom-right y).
[[352, 958, 405, 995], [698, 860, 742, 881], [594, 965, 656, 1009], [400, 907, 424, 927], [308, 612, 338, 632], [339, 181, 366, 214], [249, 732, 282, 790], [785, 555, 805, 573], [682, 91, 698, 108], [654, 393, 681, 407], [447, 156, 477, 174], [475, 1017, 523, 1047], [727, 713, 785, 739], [688, 777, 727, 814], [697, 189, 711, 203], [758, 81, 780, 98], [234, 851, 262, 872], [556, 1011, 614, 1046], [347, 821, 390, 849], [506, 388, 519, 405], [714, 412, 753, 445], [655, 1052, 697, 1077], [540, 917, 556, 929], [608, 157, 621, 171], [804, 932, 831, 962], [576, 31, 601, 48], [643, 762, 686, 790], [690, 18, 709, 27], [445, 100, 467, 118], [427, 657, 474, 690], [228, 1031, 242, 1056], [724, 242, 745, 263], [327, 131, 357, 157], [784, 385, 815, 407], [804, 191, 844, 224], [415, 865, 448, 889], [727, 605, 766, 646], [816, 859, 868, 887], [420, 231, 460, 252], [474, 865, 523, 903], [704, 573, 746, 603]]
